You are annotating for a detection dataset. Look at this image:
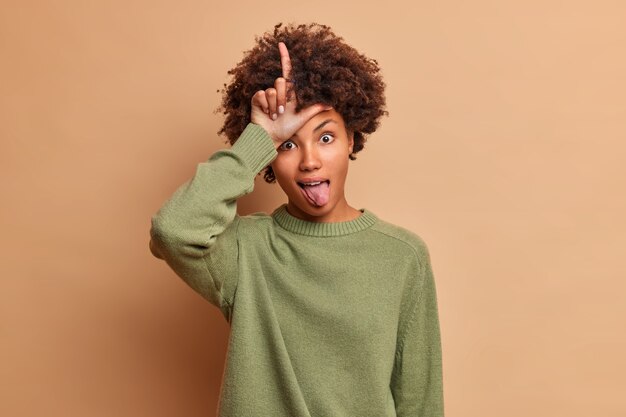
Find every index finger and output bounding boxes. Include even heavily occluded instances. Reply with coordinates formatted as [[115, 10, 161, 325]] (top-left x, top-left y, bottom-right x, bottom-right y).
[[278, 42, 292, 82]]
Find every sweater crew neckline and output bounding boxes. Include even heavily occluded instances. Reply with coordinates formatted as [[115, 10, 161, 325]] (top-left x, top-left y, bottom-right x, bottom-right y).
[[271, 203, 377, 237]]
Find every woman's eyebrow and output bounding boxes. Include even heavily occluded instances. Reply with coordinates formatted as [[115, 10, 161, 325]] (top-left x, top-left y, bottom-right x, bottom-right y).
[[289, 119, 338, 141], [312, 119, 337, 133]]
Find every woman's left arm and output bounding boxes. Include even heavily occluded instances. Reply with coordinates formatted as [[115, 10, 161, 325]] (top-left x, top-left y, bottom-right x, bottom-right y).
[[390, 247, 445, 417]]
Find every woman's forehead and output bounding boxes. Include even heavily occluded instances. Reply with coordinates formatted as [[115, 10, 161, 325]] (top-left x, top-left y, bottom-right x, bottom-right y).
[[296, 109, 344, 133]]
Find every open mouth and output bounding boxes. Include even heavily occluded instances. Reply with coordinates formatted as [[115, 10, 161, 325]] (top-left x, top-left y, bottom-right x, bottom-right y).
[[297, 180, 331, 207], [297, 180, 330, 188]]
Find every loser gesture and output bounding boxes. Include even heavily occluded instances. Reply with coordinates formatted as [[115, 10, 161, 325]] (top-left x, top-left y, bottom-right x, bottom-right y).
[[251, 42, 332, 146]]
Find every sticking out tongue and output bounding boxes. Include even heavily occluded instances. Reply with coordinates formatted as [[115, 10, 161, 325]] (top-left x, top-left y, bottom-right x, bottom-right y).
[[300, 181, 330, 207]]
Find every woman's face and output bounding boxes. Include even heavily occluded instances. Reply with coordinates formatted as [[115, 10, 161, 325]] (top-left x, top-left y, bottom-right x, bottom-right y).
[[270, 108, 354, 222]]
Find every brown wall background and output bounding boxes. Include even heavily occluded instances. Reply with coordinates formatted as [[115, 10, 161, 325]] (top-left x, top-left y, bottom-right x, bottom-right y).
[[1, 1, 625, 416]]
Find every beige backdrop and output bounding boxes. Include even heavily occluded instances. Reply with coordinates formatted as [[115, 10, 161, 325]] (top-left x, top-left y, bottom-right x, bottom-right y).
[[1, 1, 625, 416]]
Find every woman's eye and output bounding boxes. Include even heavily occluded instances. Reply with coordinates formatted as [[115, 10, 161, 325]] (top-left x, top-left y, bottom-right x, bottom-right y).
[[279, 134, 333, 150]]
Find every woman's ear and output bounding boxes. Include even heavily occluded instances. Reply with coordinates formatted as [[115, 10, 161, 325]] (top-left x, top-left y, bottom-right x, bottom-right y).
[[347, 129, 354, 154]]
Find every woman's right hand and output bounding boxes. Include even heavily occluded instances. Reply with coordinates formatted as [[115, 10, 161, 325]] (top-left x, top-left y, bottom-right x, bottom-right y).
[[251, 41, 332, 148]]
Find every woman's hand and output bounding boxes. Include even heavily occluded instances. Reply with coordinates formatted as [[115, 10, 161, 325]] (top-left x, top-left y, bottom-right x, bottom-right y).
[[251, 41, 332, 147]]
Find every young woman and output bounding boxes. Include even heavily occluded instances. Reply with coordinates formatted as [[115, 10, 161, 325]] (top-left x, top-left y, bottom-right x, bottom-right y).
[[150, 22, 444, 417]]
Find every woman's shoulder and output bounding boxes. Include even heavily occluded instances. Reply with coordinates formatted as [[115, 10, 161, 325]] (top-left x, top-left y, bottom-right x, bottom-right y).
[[237, 211, 273, 226], [369, 214, 431, 261]]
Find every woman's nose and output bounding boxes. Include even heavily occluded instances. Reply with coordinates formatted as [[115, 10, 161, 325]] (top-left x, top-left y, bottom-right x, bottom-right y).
[[299, 146, 322, 171]]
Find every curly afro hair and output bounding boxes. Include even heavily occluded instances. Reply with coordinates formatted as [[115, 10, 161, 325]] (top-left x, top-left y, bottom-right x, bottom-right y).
[[214, 22, 389, 183]]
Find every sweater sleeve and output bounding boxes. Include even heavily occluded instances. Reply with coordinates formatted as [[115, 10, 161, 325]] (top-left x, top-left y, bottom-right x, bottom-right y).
[[390, 245, 445, 417], [149, 122, 277, 319]]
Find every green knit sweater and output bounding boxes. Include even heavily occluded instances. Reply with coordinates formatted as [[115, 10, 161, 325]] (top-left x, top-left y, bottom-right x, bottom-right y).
[[149, 122, 444, 417]]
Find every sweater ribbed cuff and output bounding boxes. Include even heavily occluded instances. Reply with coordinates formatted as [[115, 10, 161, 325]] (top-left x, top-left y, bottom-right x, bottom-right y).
[[230, 123, 278, 175]]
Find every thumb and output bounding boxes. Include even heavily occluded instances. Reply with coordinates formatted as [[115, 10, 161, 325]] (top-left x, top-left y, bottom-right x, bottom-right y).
[[297, 103, 334, 123]]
